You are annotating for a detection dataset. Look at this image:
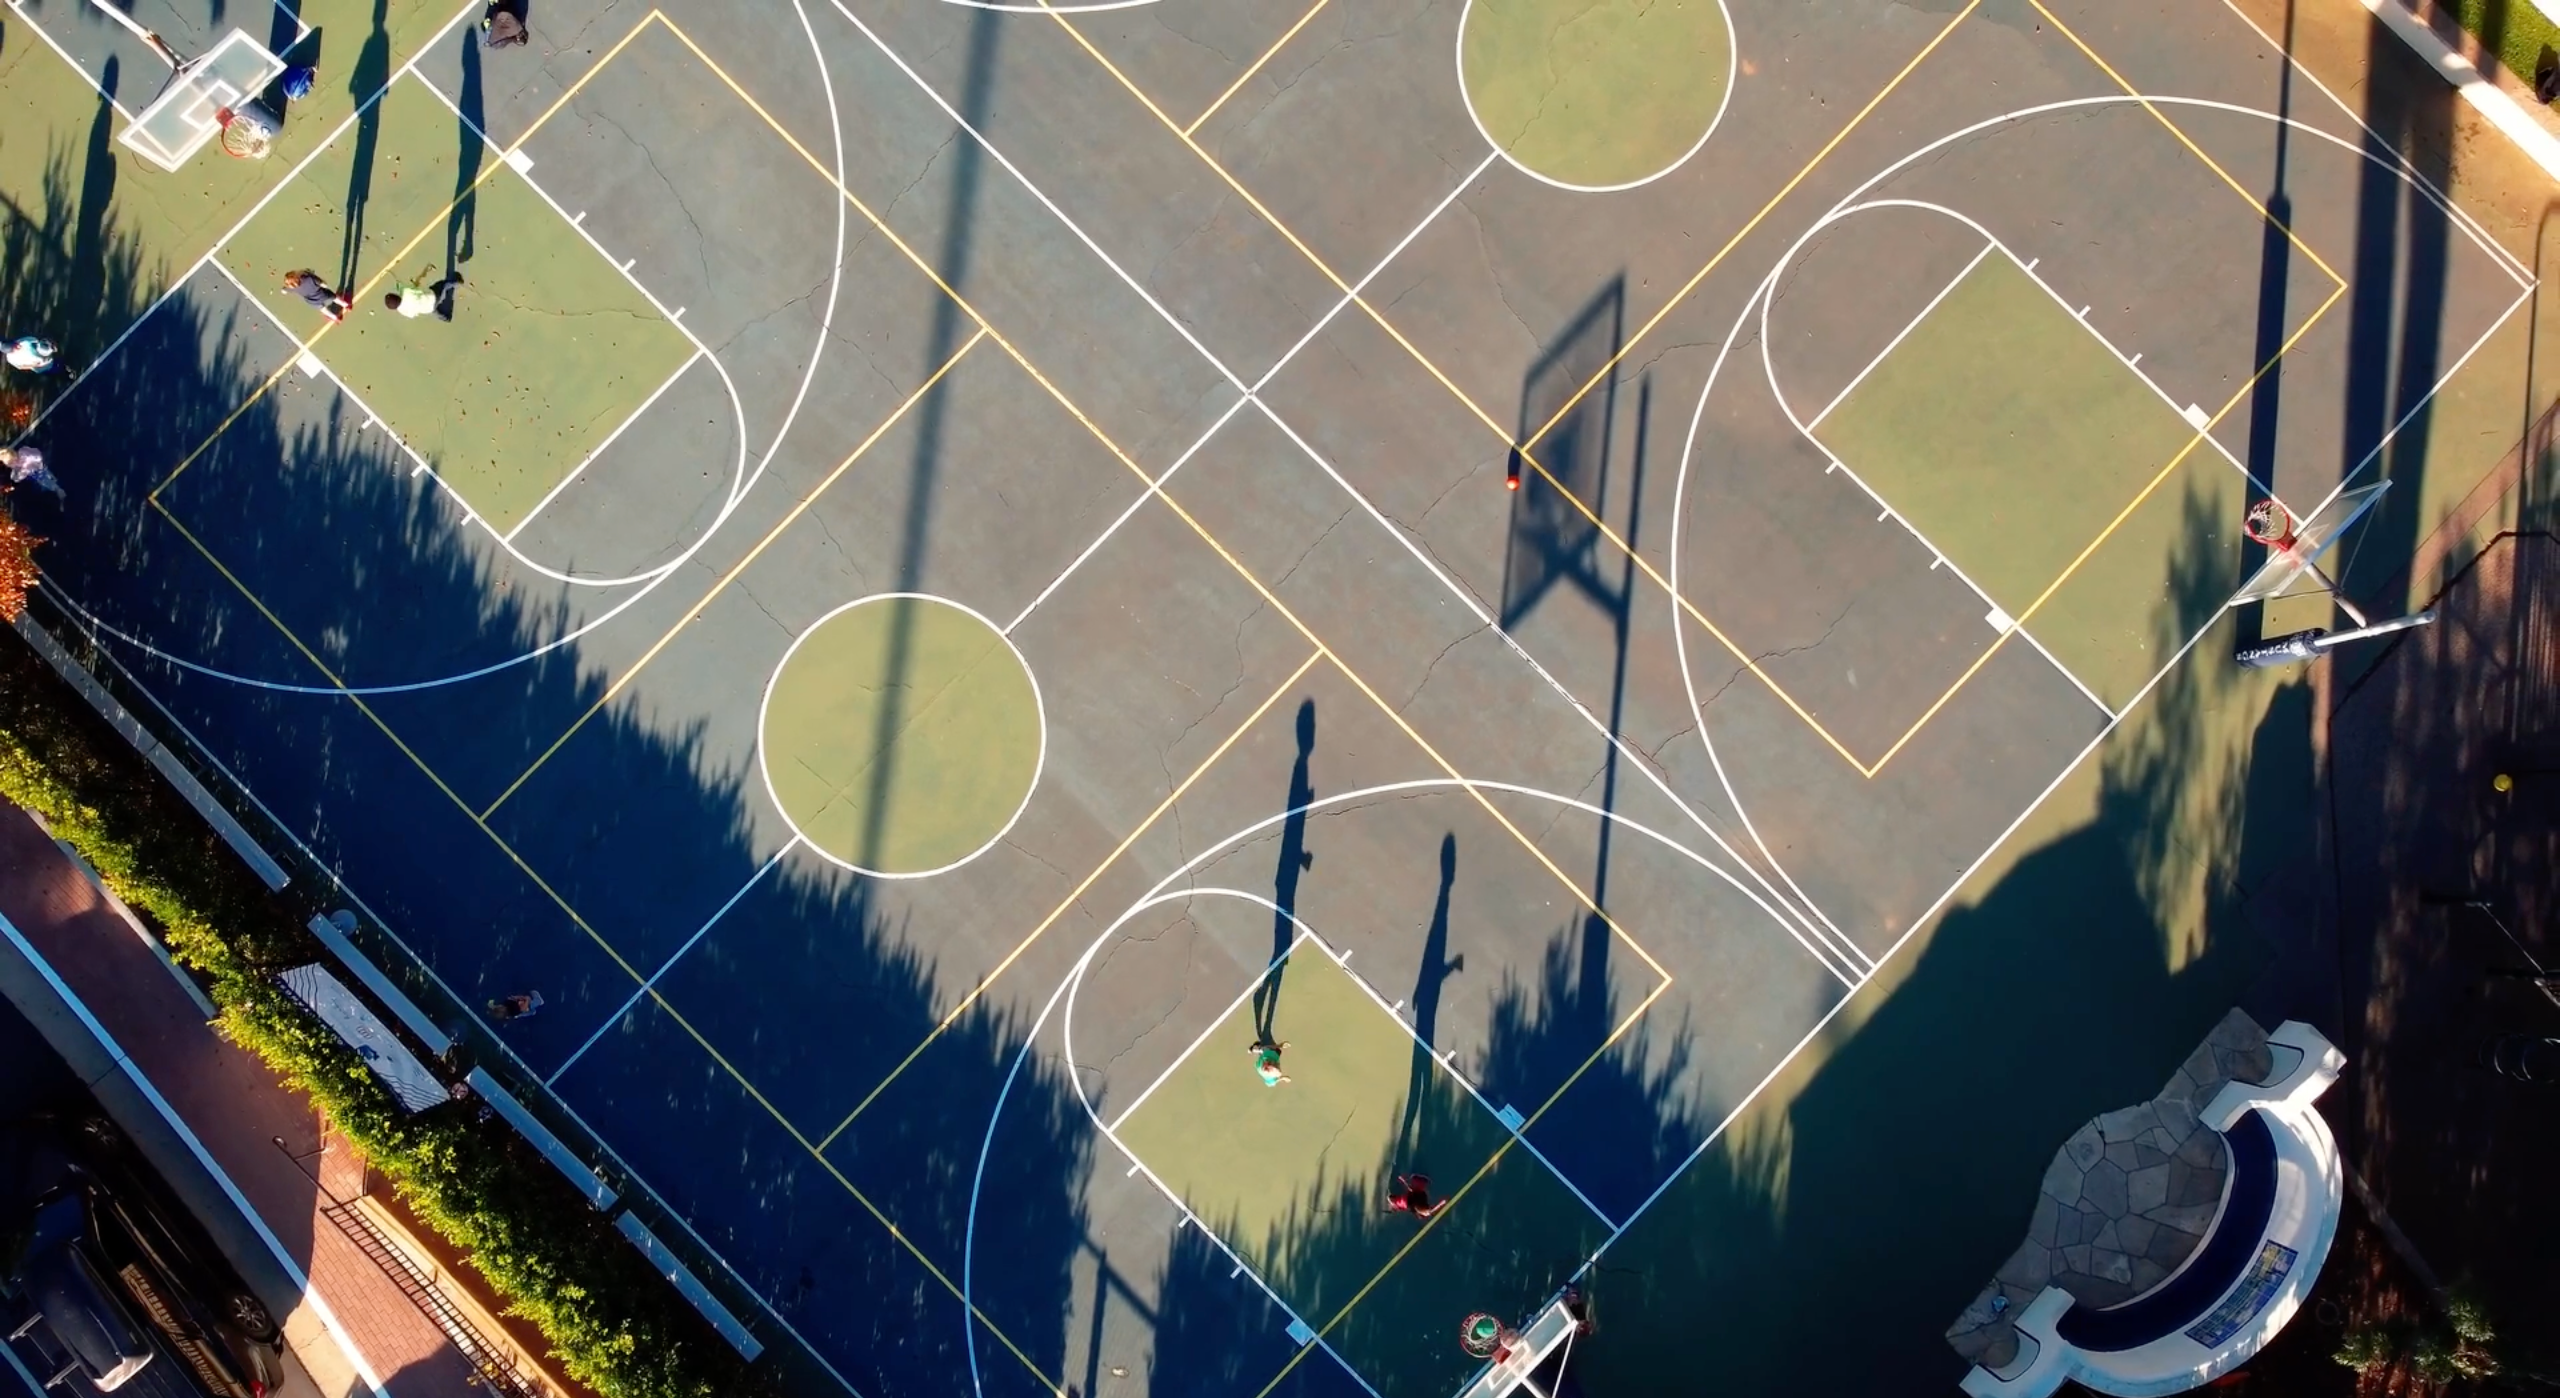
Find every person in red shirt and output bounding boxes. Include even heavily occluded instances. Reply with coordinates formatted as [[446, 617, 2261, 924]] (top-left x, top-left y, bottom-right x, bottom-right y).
[[1386, 1173, 1442, 1220]]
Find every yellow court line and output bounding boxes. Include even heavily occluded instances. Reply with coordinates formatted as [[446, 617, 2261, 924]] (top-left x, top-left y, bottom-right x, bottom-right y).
[[153, 497, 1070, 1395], [149, 11, 665, 503], [1856, 275, 2349, 771], [2024, 0, 2344, 292], [1520, 0, 1981, 452], [1183, 0, 1331, 137], [1039, 0, 1972, 776], [479, 329, 987, 819], [662, 11, 1674, 1134], [148, 501, 660, 997], [1245, 971, 1672, 1398], [619, 982, 1068, 1393], [815, 646, 1328, 1150]]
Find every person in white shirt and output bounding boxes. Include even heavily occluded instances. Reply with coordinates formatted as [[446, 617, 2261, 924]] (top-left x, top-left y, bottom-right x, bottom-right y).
[[1, 445, 64, 500], [4, 337, 61, 374], [386, 269, 466, 321]]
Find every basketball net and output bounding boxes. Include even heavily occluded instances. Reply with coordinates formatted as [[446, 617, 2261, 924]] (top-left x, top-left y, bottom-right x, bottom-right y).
[[2243, 498, 2298, 557]]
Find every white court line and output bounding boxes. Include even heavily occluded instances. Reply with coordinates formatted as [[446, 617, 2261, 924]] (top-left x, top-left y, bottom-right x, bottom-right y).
[[2212, 0, 2534, 288], [4, 0, 138, 122], [201, 254, 585, 578], [10, 0, 488, 451], [1768, 202, 2275, 722], [1005, 148, 1502, 636], [38, 8, 867, 1393], [1806, 238, 1996, 431], [991, 771, 1817, 1389], [1313, 909, 1619, 1229], [1632, 95, 2537, 1272], [2282, 274, 2538, 546], [547, 838, 797, 1087], [990, 917, 1392, 1398], [1101, 923, 1311, 1134], [1589, 581, 2233, 1265], [1999, 243, 2284, 503], [505, 347, 708, 542], [1091, 895, 1611, 1230], [1248, 399, 1872, 987], [0, 907, 397, 1398], [824, 0, 1859, 974]]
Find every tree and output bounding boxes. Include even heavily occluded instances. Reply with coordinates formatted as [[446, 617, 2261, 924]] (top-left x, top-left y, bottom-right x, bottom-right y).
[[0, 502, 41, 622]]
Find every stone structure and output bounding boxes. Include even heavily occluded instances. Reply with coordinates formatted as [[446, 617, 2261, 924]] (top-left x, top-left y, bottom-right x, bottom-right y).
[[1947, 1010, 2276, 1370]]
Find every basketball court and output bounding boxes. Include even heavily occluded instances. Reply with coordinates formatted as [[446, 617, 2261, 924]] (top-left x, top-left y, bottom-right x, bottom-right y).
[[0, 0, 2532, 1392]]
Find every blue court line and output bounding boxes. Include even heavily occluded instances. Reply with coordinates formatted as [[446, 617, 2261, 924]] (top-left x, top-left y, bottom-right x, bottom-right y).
[[545, 841, 795, 1088]]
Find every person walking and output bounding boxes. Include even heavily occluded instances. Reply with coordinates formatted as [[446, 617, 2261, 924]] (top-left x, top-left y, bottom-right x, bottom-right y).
[[282, 269, 353, 322], [1247, 1036, 1290, 1086], [386, 268, 465, 321], [1385, 1172, 1442, 1220], [1, 445, 64, 501], [4, 337, 64, 374], [486, 990, 543, 1022]]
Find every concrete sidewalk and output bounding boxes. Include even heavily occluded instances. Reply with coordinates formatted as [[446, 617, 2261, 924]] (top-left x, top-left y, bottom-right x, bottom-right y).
[[0, 800, 481, 1398]]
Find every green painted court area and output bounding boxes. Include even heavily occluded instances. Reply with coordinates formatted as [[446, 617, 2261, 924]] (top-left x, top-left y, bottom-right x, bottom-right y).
[[1459, 0, 1731, 187], [218, 72, 693, 535], [759, 595, 1043, 876], [1117, 943, 1607, 1398], [1813, 248, 2252, 708]]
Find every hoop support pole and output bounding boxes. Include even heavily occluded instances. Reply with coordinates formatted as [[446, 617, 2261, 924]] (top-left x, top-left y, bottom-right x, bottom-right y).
[[82, 0, 185, 68]]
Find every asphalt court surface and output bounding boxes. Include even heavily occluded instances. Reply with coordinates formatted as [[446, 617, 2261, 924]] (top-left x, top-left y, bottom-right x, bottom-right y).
[[14, 0, 2540, 1392]]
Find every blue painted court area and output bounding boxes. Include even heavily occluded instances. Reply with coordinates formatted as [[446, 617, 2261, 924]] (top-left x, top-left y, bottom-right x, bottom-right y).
[[11, 0, 2540, 1392]]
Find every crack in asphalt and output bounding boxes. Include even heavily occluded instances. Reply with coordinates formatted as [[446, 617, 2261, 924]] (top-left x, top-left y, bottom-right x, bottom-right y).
[[588, 108, 715, 298], [1396, 620, 1491, 713], [1695, 600, 1857, 715]]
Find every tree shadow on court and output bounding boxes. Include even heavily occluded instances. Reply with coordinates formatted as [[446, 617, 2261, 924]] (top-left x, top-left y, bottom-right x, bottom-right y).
[[1146, 818, 1695, 1398], [1561, 477, 2315, 1393], [1161, 1027, 1604, 1398], [0, 91, 1102, 1398]]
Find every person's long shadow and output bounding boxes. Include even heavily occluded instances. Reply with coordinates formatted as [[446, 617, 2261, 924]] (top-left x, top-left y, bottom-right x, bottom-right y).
[[1394, 833, 1461, 1164], [337, 0, 390, 291], [1254, 699, 1317, 1044], [445, 23, 481, 277]]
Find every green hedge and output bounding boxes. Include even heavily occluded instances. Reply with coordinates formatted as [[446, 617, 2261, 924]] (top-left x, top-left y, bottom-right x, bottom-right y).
[[0, 630, 772, 1398]]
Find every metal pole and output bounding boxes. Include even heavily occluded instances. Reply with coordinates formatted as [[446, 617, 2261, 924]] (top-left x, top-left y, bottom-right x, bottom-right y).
[[2303, 559, 2370, 627], [2233, 610, 2436, 668], [83, 0, 185, 69]]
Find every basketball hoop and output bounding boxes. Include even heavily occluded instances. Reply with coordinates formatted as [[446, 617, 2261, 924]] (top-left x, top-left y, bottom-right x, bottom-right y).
[[1459, 1313, 1516, 1360], [2242, 498, 2296, 553], [217, 105, 275, 159]]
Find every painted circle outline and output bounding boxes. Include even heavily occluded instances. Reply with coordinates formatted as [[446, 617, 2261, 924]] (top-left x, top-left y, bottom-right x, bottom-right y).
[[755, 591, 1048, 881], [1660, 94, 2508, 951], [1454, 0, 1738, 194], [54, 0, 858, 697]]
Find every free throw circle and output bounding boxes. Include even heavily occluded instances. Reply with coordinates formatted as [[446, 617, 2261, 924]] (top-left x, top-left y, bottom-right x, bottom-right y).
[[1458, 0, 1735, 191], [758, 594, 1043, 878]]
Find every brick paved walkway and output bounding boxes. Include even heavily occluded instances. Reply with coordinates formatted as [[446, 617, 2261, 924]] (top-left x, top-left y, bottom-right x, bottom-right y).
[[0, 800, 481, 1398]]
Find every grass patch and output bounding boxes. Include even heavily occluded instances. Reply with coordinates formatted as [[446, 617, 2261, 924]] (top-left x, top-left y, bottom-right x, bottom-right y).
[[2443, 0, 2560, 92], [0, 624, 774, 1398]]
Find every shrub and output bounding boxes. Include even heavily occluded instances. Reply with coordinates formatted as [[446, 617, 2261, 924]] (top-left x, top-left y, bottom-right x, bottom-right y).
[[0, 632, 771, 1398], [2334, 1326, 2394, 1373], [0, 507, 40, 623]]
